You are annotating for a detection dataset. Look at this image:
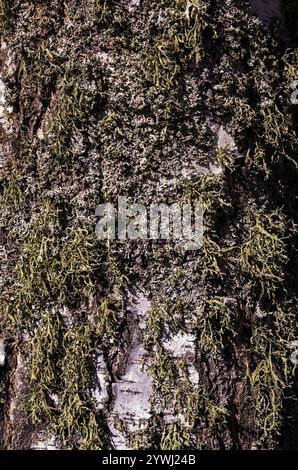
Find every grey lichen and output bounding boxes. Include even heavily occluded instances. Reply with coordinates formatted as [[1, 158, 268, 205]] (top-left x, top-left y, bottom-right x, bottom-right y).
[[0, 0, 297, 451]]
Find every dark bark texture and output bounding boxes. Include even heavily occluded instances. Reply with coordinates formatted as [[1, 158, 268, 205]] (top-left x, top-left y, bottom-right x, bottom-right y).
[[0, 0, 297, 450]]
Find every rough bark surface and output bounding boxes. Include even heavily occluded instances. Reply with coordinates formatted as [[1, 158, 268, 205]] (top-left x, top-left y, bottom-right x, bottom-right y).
[[0, 0, 297, 450]]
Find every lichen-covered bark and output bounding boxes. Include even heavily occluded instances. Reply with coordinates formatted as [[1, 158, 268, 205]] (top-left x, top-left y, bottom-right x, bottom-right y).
[[0, 0, 297, 450]]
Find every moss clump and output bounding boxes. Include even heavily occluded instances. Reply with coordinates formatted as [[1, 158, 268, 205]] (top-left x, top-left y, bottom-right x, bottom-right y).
[[248, 297, 297, 448], [144, 299, 190, 349], [0, 0, 19, 36], [129, 420, 160, 450], [241, 209, 289, 300], [202, 235, 225, 278], [161, 422, 191, 450], [183, 174, 232, 278], [23, 221, 100, 307], [150, 346, 176, 399], [93, 0, 114, 26], [37, 60, 104, 184], [195, 384, 230, 446], [250, 353, 285, 447], [174, 0, 208, 63], [2, 202, 62, 328], [29, 312, 63, 423], [59, 227, 103, 299], [142, 0, 208, 91], [196, 297, 236, 356], [142, 39, 180, 92], [2, 202, 103, 329], [30, 319, 109, 449], [16, 203, 63, 312], [150, 347, 199, 427], [93, 0, 128, 33], [94, 298, 123, 345], [144, 295, 232, 448], [56, 326, 107, 449], [215, 147, 236, 172], [1, 163, 27, 212]]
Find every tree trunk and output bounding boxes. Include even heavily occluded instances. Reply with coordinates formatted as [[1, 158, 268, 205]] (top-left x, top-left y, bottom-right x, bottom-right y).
[[0, 0, 297, 450]]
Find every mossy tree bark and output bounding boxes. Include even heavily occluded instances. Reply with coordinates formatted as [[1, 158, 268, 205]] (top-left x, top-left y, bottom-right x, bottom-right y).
[[0, 0, 297, 450]]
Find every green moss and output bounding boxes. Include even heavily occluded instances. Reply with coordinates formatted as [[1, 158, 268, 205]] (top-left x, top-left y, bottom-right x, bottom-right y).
[[1, 202, 62, 327], [182, 174, 228, 221], [144, 300, 189, 350], [145, 296, 232, 443], [249, 329, 287, 448], [29, 312, 63, 423], [2, 203, 103, 328], [129, 421, 159, 450], [0, 0, 19, 36], [150, 346, 177, 398], [93, 0, 126, 28], [250, 354, 284, 447], [95, 298, 123, 345], [283, 50, 298, 84], [215, 147, 236, 172], [93, 0, 114, 26], [1, 162, 27, 212], [248, 299, 297, 448], [45, 62, 103, 155], [142, 39, 180, 92], [183, 174, 231, 278], [142, 0, 207, 91], [13, 43, 63, 145], [59, 227, 103, 299], [196, 297, 236, 356], [161, 422, 191, 450], [149, 347, 198, 428], [30, 319, 109, 449], [202, 234, 225, 278], [241, 209, 289, 300], [174, 0, 208, 62], [56, 325, 108, 449], [206, 402, 229, 431], [17, 202, 62, 303]]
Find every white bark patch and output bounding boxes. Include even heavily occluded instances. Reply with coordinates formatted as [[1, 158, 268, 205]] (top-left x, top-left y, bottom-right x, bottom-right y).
[[163, 331, 199, 390], [31, 435, 57, 450], [0, 78, 13, 133], [209, 162, 223, 176], [0, 339, 5, 366], [130, 291, 151, 329], [0, 42, 14, 134], [120, 0, 141, 12], [209, 121, 237, 153], [108, 292, 153, 450], [92, 353, 110, 411], [163, 331, 196, 359], [208, 120, 241, 173], [216, 125, 237, 152]]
